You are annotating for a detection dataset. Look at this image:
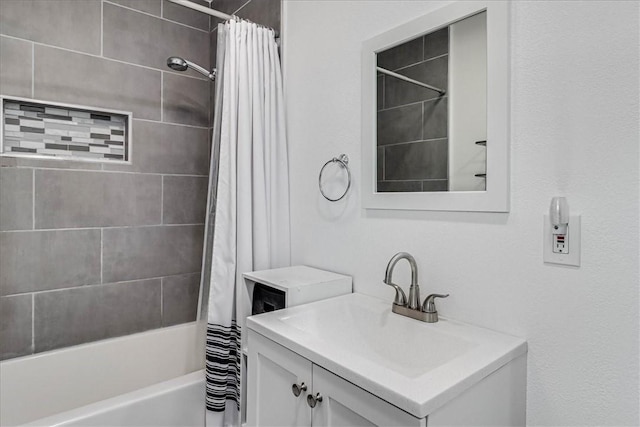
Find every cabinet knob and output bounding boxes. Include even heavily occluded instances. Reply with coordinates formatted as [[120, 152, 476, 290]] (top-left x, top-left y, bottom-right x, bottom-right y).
[[291, 382, 307, 397], [306, 392, 323, 408]]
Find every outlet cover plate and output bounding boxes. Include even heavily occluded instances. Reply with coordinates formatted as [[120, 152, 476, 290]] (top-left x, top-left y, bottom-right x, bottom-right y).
[[543, 214, 581, 267]]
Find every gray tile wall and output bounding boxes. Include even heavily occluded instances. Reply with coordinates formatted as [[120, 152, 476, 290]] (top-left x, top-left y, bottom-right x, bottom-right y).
[[376, 28, 449, 192], [0, 0, 217, 361]]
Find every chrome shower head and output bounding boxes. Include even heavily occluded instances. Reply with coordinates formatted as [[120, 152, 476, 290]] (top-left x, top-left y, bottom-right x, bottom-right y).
[[167, 56, 188, 72], [166, 56, 216, 80]]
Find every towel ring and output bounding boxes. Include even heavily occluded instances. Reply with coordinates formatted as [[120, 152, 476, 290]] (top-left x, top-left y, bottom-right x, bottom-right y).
[[319, 154, 351, 202]]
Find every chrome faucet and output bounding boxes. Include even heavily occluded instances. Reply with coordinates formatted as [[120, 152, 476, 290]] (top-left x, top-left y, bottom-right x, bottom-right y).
[[383, 252, 449, 323]]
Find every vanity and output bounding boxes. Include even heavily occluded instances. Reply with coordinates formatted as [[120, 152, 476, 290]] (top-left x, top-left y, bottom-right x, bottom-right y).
[[246, 293, 527, 426]]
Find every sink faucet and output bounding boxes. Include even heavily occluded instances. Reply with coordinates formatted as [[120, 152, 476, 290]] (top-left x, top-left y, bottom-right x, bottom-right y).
[[383, 252, 449, 323], [384, 252, 420, 310]]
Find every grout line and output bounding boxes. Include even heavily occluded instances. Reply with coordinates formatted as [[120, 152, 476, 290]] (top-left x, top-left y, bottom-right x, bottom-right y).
[[377, 96, 446, 113], [31, 169, 35, 229], [234, 0, 254, 16], [2, 223, 206, 233], [160, 0, 163, 17], [421, 102, 424, 140], [160, 72, 164, 122], [100, 228, 104, 284], [5, 273, 201, 297], [10, 165, 207, 178], [101, 0, 104, 56], [133, 117, 209, 130], [160, 278, 164, 326], [31, 293, 35, 352], [103, 0, 210, 34], [381, 137, 448, 148], [160, 175, 164, 224], [31, 43, 35, 97], [381, 178, 448, 183], [0, 34, 208, 82], [391, 53, 449, 73]]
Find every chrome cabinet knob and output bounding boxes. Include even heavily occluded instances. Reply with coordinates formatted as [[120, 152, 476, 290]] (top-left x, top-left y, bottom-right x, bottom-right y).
[[291, 382, 307, 397], [306, 393, 323, 408]]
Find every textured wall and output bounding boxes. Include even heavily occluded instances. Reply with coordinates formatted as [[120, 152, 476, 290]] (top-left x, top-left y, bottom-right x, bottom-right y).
[[0, 0, 211, 360], [283, 1, 639, 425]]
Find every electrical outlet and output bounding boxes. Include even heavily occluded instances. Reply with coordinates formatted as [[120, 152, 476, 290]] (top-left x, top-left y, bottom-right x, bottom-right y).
[[544, 215, 581, 266]]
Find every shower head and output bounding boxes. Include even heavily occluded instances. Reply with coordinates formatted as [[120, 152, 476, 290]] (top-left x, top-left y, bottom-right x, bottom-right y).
[[167, 56, 188, 72], [166, 56, 216, 80]]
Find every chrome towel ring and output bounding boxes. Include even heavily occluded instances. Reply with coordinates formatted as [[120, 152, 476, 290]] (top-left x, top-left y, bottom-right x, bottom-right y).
[[319, 154, 351, 202]]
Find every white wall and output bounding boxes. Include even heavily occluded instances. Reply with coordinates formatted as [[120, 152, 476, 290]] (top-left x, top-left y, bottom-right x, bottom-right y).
[[283, 1, 639, 425]]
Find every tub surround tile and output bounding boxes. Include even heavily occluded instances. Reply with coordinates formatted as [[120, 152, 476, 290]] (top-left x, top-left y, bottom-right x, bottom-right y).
[[162, 273, 200, 326], [423, 27, 449, 60], [34, 170, 162, 229], [377, 36, 423, 71], [162, 176, 208, 224], [211, 0, 246, 16], [422, 97, 448, 140], [0, 229, 102, 296], [34, 45, 162, 121], [163, 0, 210, 31], [0, 294, 33, 360], [233, 0, 281, 33], [376, 180, 422, 192], [162, 72, 210, 127], [103, 120, 210, 175], [0, 36, 33, 98], [384, 139, 448, 181], [0, 156, 104, 170], [108, 0, 162, 16], [421, 180, 449, 192], [102, 225, 204, 283], [383, 56, 448, 109], [103, 3, 210, 74], [34, 279, 161, 353], [377, 103, 423, 146], [0, 0, 101, 54], [0, 168, 33, 231]]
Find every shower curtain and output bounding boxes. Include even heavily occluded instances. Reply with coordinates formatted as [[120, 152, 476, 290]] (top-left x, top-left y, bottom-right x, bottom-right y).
[[201, 19, 290, 427]]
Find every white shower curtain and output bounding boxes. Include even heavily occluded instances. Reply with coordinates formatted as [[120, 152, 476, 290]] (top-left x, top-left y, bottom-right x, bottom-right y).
[[203, 19, 290, 427]]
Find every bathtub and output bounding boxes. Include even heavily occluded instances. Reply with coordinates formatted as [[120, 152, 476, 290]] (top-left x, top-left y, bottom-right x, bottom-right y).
[[1, 323, 205, 426], [23, 371, 205, 427]]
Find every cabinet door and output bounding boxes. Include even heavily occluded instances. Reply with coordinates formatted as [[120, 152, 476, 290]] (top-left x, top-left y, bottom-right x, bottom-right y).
[[311, 365, 424, 427], [247, 330, 312, 427]]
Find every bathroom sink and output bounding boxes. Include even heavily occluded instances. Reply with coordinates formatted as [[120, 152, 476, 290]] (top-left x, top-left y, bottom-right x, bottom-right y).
[[280, 295, 475, 377], [247, 293, 526, 418]]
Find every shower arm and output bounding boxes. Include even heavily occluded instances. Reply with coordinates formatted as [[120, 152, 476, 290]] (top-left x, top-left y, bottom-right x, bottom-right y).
[[184, 59, 216, 80]]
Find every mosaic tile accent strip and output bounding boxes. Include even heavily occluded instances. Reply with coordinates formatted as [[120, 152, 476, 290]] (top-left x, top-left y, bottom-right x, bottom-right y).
[[1, 97, 130, 163]]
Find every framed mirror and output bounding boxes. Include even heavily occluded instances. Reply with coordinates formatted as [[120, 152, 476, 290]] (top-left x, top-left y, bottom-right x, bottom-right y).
[[361, 1, 509, 212]]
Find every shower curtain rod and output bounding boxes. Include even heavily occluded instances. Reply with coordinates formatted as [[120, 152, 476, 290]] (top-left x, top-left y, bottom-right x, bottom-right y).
[[167, 0, 279, 35], [376, 66, 446, 96]]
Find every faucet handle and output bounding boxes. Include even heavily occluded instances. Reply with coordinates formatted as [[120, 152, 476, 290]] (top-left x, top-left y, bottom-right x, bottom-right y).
[[421, 294, 449, 313], [385, 282, 408, 307]]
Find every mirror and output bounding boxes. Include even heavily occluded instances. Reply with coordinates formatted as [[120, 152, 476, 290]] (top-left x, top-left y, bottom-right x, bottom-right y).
[[376, 12, 486, 193], [362, 1, 509, 211]]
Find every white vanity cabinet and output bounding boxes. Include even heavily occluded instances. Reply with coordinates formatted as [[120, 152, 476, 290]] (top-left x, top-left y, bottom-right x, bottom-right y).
[[247, 330, 422, 427], [245, 293, 527, 427]]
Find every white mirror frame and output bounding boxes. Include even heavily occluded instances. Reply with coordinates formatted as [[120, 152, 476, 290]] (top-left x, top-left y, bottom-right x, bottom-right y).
[[362, 1, 510, 212]]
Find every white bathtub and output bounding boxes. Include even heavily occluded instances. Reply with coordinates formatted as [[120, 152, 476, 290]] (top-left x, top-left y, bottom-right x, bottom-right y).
[[1, 323, 206, 426], [23, 371, 205, 427]]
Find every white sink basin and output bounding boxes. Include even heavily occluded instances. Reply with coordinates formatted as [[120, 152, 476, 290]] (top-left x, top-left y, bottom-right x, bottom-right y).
[[281, 295, 475, 377], [247, 293, 526, 418]]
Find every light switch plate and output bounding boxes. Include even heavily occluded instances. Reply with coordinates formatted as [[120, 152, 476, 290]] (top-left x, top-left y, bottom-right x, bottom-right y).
[[543, 214, 581, 267]]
